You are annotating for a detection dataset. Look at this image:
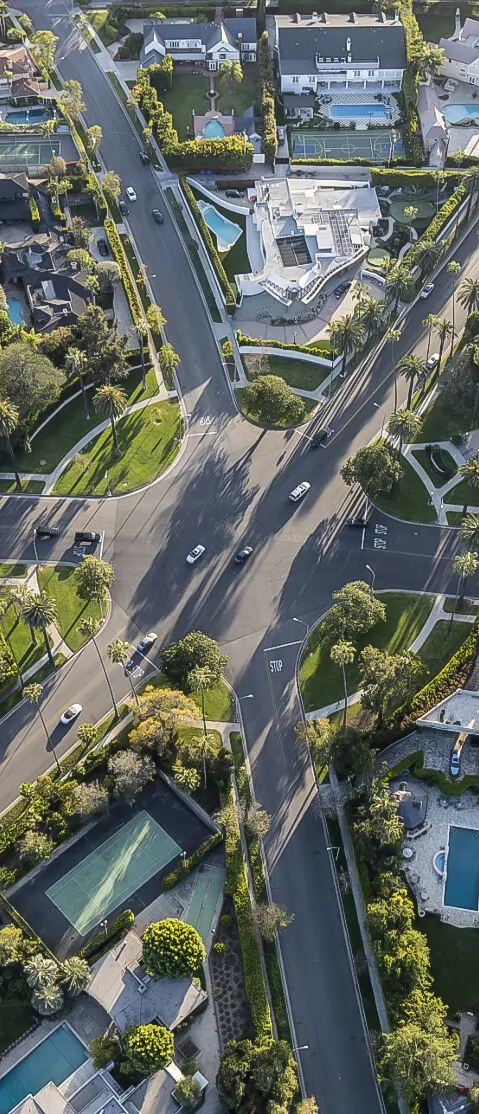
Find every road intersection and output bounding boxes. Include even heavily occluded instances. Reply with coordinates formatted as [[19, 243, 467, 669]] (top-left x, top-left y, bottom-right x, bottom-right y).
[[5, 0, 479, 1109]]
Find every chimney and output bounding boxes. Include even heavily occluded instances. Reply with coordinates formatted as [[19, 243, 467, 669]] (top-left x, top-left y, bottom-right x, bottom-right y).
[[237, 31, 242, 41], [294, 11, 300, 22], [350, 11, 357, 22], [394, 9, 399, 21], [346, 35, 351, 61], [453, 7, 462, 39], [321, 12, 328, 22], [236, 7, 243, 16], [311, 10, 318, 21]]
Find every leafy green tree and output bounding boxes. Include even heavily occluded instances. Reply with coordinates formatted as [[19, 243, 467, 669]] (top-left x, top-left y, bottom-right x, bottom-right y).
[[74, 555, 114, 604], [217, 1039, 297, 1114], [353, 780, 404, 857], [386, 407, 423, 457], [102, 171, 121, 208], [77, 723, 97, 748], [0, 399, 22, 490], [93, 384, 127, 457], [19, 829, 54, 865], [73, 780, 109, 821], [162, 631, 228, 690], [0, 925, 26, 966], [367, 888, 415, 939], [295, 717, 334, 769], [21, 592, 57, 666], [90, 1032, 120, 1069], [108, 750, 154, 805], [172, 761, 200, 793], [130, 685, 197, 756], [242, 374, 305, 426], [86, 125, 102, 152], [61, 956, 91, 996], [341, 442, 403, 497], [59, 79, 85, 120], [174, 1077, 202, 1110], [31, 30, 58, 80], [218, 60, 243, 91], [253, 902, 293, 941], [122, 1023, 174, 1076], [0, 342, 64, 431], [242, 801, 271, 838], [379, 995, 457, 1104], [146, 303, 166, 334], [397, 354, 428, 408], [79, 618, 119, 718], [142, 918, 206, 978], [323, 580, 387, 641], [416, 42, 445, 80], [458, 456, 479, 518], [330, 640, 355, 727], [360, 645, 424, 727], [327, 314, 364, 376]]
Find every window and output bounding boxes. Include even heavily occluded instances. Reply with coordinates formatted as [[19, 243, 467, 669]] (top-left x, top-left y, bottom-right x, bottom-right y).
[[368, 69, 375, 77], [292, 75, 299, 83], [168, 40, 180, 47], [353, 69, 360, 76]]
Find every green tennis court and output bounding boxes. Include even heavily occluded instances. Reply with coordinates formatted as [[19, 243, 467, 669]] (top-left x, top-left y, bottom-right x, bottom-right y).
[[0, 139, 62, 169], [291, 128, 404, 163], [46, 811, 180, 935]]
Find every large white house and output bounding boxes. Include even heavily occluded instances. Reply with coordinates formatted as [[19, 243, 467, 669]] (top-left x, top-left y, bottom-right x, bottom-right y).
[[140, 17, 257, 71], [439, 10, 479, 85], [274, 11, 406, 95]]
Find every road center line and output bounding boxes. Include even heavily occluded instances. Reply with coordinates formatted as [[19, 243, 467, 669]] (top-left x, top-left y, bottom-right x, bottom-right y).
[[263, 640, 303, 651]]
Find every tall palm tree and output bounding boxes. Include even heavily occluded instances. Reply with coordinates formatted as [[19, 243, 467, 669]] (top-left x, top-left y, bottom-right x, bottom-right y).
[[21, 592, 57, 666], [450, 551, 478, 629], [352, 282, 369, 321], [386, 408, 423, 457], [415, 239, 441, 282], [447, 260, 461, 350], [189, 665, 216, 741], [386, 327, 402, 411], [361, 298, 387, 340], [31, 983, 64, 1017], [66, 347, 90, 421], [460, 512, 479, 550], [79, 617, 118, 718], [218, 60, 243, 92], [330, 640, 356, 728], [24, 682, 60, 771], [398, 354, 428, 408], [132, 323, 147, 391], [0, 399, 21, 491], [93, 384, 127, 458], [386, 265, 414, 315], [433, 318, 454, 380], [417, 43, 445, 82], [422, 313, 438, 363], [61, 956, 91, 996], [458, 456, 479, 517], [107, 636, 138, 707], [465, 165, 479, 220], [458, 278, 479, 316], [327, 315, 364, 377]]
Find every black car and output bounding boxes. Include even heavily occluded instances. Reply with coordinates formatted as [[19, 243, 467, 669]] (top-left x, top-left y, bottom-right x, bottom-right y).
[[74, 530, 101, 545], [346, 515, 370, 528], [97, 237, 108, 257], [334, 281, 351, 298], [152, 209, 164, 224], [225, 189, 245, 198], [36, 525, 60, 539], [139, 152, 149, 165], [119, 200, 130, 216], [234, 546, 253, 565], [311, 427, 334, 447]]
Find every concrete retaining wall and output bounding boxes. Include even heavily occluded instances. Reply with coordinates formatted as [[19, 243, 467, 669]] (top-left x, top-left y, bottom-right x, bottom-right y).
[[239, 343, 342, 369]]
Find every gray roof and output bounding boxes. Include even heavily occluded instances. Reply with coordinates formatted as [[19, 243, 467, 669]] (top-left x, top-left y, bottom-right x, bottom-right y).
[[276, 13, 406, 75], [390, 776, 428, 830], [428, 1092, 470, 1114], [141, 17, 256, 58], [283, 93, 315, 107], [439, 36, 478, 63], [418, 82, 447, 141]]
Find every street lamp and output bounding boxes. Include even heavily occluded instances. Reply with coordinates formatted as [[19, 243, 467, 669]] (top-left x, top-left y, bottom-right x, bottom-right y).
[[105, 469, 112, 497], [292, 1045, 309, 1053], [32, 527, 38, 569], [292, 617, 309, 634], [365, 564, 376, 591], [326, 845, 340, 862], [373, 401, 387, 438]]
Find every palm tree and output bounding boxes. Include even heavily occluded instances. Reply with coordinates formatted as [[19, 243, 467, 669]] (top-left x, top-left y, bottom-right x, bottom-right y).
[[24, 682, 60, 771], [404, 205, 418, 243], [66, 347, 90, 421], [21, 592, 57, 666], [433, 318, 454, 380], [361, 298, 387, 340], [189, 664, 216, 760], [465, 165, 479, 219], [458, 278, 479, 316], [132, 323, 147, 391], [422, 313, 438, 363], [93, 384, 127, 458], [0, 399, 21, 491], [61, 956, 91, 996], [107, 637, 138, 707], [0, 3, 7, 37], [460, 512, 479, 549], [417, 43, 446, 82], [386, 408, 423, 457], [386, 265, 414, 315], [415, 239, 441, 281], [79, 617, 119, 719], [386, 327, 402, 411], [31, 983, 64, 1017], [24, 954, 58, 990], [398, 354, 428, 408], [450, 551, 479, 628], [447, 260, 461, 350], [352, 282, 370, 321], [327, 315, 364, 377], [458, 456, 479, 517], [330, 640, 356, 728], [218, 60, 243, 92]]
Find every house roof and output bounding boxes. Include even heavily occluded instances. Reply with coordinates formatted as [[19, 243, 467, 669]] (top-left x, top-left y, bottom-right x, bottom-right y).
[[390, 777, 428, 830], [275, 13, 406, 74], [0, 44, 34, 76], [428, 1092, 470, 1114], [439, 37, 478, 63], [0, 171, 29, 198], [87, 931, 207, 1034], [11, 76, 42, 98], [283, 93, 315, 107], [141, 16, 256, 62], [418, 82, 447, 141]]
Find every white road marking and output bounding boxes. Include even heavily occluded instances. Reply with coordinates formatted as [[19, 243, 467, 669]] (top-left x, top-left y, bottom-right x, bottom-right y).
[[263, 640, 303, 651], [361, 527, 366, 550]]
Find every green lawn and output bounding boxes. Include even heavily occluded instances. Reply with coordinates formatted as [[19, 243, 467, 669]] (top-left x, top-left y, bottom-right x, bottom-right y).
[[0, 1000, 36, 1054], [412, 447, 457, 489], [191, 679, 235, 722], [0, 652, 66, 716], [299, 592, 435, 713], [161, 70, 258, 141], [37, 566, 102, 653], [442, 597, 479, 614], [52, 399, 181, 496], [243, 353, 328, 392], [0, 564, 27, 578], [1, 602, 49, 683], [443, 475, 479, 510], [89, 9, 120, 45], [374, 454, 437, 523], [0, 480, 44, 494], [421, 914, 479, 1013], [416, 11, 455, 43], [415, 391, 470, 443], [235, 387, 318, 428], [418, 618, 471, 680], [447, 510, 463, 525]]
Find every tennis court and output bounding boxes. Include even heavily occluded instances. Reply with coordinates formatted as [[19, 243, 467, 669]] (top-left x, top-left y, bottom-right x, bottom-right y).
[[0, 139, 62, 170], [291, 128, 404, 163], [46, 811, 180, 936]]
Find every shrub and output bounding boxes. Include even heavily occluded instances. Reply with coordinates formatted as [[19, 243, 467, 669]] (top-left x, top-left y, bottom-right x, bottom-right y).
[[141, 918, 206, 978], [398, 1, 424, 166], [161, 832, 222, 890], [180, 178, 236, 306], [29, 196, 40, 231], [103, 218, 142, 324], [80, 909, 134, 961], [258, 32, 277, 163], [90, 1032, 120, 1069], [404, 613, 479, 720], [122, 1023, 174, 1076], [214, 941, 226, 955], [236, 330, 332, 359], [116, 31, 143, 59], [174, 1076, 203, 1109]]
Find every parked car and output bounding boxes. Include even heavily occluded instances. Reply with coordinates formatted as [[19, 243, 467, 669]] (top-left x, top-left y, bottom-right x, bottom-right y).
[[225, 189, 245, 199], [346, 515, 370, 528], [334, 281, 351, 299], [125, 187, 137, 202], [35, 525, 60, 539], [97, 237, 108, 257], [74, 530, 101, 545], [61, 704, 82, 726], [139, 152, 149, 165], [450, 750, 461, 777], [119, 200, 129, 216], [311, 427, 334, 447], [186, 544, 205, 564], [289, 481, 311, 503], [426, 352, 440, 371], [138, 632, 158, 653], [420, 283, 434, 299], [277, 126, 285, 142], [152, 209, 164, 224], [234, 546, 253, 564]]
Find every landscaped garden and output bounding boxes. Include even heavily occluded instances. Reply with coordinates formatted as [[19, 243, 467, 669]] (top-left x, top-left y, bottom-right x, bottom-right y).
[[389, 197, 436, 229], [160, 71, 258, 141], [373, 453, 438, 524], [36, 567, 103, 653], [242, 353, 328, 392]]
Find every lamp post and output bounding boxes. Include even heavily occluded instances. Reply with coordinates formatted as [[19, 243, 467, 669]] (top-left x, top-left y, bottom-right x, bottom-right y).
[[373, 401, 387, 438], [32, 527, 38, 570], [292, 1045, 309, 1053], [326, 845, 340, 862], [292, 616, 309, 634], [366, 564, 376, 591]]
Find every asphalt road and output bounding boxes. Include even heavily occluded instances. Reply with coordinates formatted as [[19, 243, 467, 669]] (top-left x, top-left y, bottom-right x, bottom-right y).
[[8, 1, 479, 1108]]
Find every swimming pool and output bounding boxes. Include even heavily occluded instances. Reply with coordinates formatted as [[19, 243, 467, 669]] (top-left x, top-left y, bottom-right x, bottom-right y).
[[444, 103, 479, 124], [7, 296, 24, 326], [6, 108, 50, 125], [197, 200, 242, 252], [203, 118, 225, 139], [329, 103, 391, 120], [444, 826, 479, 910], [0, 1024, 88, 1114]]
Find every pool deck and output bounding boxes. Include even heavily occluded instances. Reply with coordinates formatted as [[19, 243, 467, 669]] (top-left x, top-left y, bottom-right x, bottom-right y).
[[0, 999, 108, 1084], [401, 783, 479, 928]]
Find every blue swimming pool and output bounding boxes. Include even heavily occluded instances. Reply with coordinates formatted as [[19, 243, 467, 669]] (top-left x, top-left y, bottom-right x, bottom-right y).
[[7, 296, 24, 326], [197, 200, 242, 250], [329, 103, 391, 120], [444, 826, 479, 910], [0, 1024, 88, 1114], [6, 107, 50, 125], [444, 104, 479, 124], [203, 118, 225, 138]]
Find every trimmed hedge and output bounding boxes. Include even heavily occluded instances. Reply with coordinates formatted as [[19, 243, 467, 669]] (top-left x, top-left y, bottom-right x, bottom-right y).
[[0, 894, 56, 959], [103, 218, 142, 324], [405, 180, 467, 278], [162, 831, 222, 890], [387, 749, 479, 796], [80, 908, 134, 961], [398, 1, 425, 166], [371, 168, 461, 189], [258, 32, 276, 164], [180, 178, 236, 307], [409, 613, 479, 718], [236, 329, 332, 358], [29, 197, 40, 232]]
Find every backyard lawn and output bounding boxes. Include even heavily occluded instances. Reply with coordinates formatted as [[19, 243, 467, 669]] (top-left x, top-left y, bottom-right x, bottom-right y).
[[243, 353, 328, 392], [374, 454, 437, 524], [421, 914, 479, 1013], [52, 399, 181, 496], [37, 567, 103, 653], [161, 70, 258, 140], [299, 592, 435, 713], [416, 11, 455, 42], [0, 1000, 36, 1054]]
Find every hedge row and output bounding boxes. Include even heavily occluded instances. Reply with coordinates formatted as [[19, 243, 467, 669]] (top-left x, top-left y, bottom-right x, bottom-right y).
[[0, 894, 56, 960], [371, 168, 462, 188], [236, 329, 332, 358], [387, 749, 479, 797], [223, 782, 273, 1041], [29, 197, 40, 232], [180, 178, 236, 307], [162, 831, 223, 890], [398, 0, 425, 166], [409, 613, 479, 717], [405, 180, 467, 275], [258, 32, 276, 164], [80, 909, 135, 962], [103, 218, 142, 324]]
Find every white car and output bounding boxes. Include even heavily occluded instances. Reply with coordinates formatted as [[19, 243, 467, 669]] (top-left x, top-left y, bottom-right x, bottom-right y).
[[125, 187, 137, 202], [60, 703, 82, 726], [289, 481, 311, 503], [186, 544, 205, 564], [420, 283, 434, 299], [426, 352, 440, 371], [138, 632, 157, 654]]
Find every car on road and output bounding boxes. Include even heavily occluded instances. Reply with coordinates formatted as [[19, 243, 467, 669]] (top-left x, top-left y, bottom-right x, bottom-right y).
[[139, 152, 149, 165], [234, 546, 253, 564], [61, 704, 82, 726], [450, 750, 461, 777], [97, 237, 108, 257], [289, 481, 311, 503], [334, 281, 351, 299], [426, 352, 440, 371], [225, 189, 245, 198], [35, 525, 60, 539], [74, 530, 101, 546], [311, 427, 334, 447], [138, 632, 158, 653], [346, 515, 370, 527], [420, 283, 434, 299], [186, 544, 205, 564], [125, 187, 137, 202], [277, 126, 285, 142], [119, 200, 129, 216], [152, 209, 164, 224]]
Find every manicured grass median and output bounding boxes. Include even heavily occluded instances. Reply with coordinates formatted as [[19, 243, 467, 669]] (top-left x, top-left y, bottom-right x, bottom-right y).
[[243, 354, 328, 392], [52, 399, 181, 496], [191, 679, 235, 722], [235, 387, 318, 428], [414, 392, 469, 443], [0, 564, 27, 578], [2, 603, 49, 681], [0, 480, 44, 494], [412, 447, 457, 489], [37, 566, 102, 653], [299, 592, 435, 713], [374, 454, 437, 523]]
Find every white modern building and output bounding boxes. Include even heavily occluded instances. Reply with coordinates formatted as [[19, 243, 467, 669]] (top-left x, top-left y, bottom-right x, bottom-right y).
[[140, 17, 257, 71], [236, 177, 380, 306], [439, 10, 479, 85], [274, 11, 406, 96]]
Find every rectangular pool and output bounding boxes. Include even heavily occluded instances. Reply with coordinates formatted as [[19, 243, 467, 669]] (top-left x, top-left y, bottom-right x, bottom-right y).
[[0, 1023, 88, 1114], [329, 103, 391, 120], [444, 825, 479, 910]]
